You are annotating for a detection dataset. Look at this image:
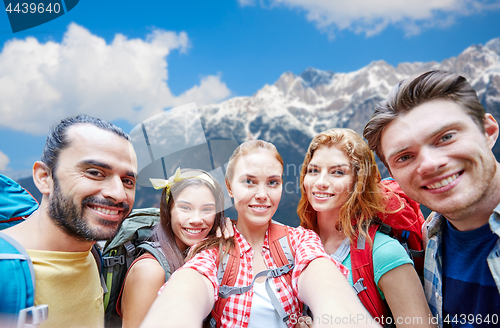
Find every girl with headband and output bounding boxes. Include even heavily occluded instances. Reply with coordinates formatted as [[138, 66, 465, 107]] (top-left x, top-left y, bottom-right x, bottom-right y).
[[141, 140, 379, 328], [119, 168, 229, 328], [298, 129, 433, 327]]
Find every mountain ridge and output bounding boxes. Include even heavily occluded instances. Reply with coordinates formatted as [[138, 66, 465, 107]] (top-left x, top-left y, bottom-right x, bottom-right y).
[[17, 37, 500, 227]]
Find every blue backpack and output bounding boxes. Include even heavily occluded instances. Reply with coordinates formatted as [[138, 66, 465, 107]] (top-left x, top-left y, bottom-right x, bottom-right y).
[[0, 174, 106, 327], [0, 174, 48, 327], [0, 232, 48, 327], [0, 174, 38, 229]]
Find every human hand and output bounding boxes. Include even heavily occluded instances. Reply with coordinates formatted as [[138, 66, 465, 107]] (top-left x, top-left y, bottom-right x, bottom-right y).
[[216, 217, 234, 238], [294, 316, 313, 328]]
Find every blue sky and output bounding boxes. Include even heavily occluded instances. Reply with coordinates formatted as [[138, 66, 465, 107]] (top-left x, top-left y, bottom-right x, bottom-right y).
[[1, 0, 500, 179]]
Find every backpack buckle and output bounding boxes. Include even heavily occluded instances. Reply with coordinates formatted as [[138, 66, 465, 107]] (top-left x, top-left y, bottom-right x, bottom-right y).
[[17, 304, 48, 327], [352, 278, 367, 295], [271, 263, 293, 278], [209, 316, 217, 328], [218, 285, 245, 298], [401, 230, 410, 243], [103, 255, 125, 267], [218, 285, 231, 297], [379, 223, 392, 235], [124, 241, 136, 256]]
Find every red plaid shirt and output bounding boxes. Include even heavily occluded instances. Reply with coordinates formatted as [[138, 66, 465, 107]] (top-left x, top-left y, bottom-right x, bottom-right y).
[[180, 225, 348, 328]]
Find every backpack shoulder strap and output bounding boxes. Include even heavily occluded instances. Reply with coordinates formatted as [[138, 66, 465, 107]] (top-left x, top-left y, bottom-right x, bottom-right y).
[[0, 232, 48, 327], [209, 242, 240, 328], [91, 244, 102, 273], [91, 244, 108, 294], [350, 224, 389, 320], [209, 223, 297, 328], [268, 222, 293, 261], [137, 242, 172, 282], [268, 222, 296, 323], [268, 221, 294, 286]]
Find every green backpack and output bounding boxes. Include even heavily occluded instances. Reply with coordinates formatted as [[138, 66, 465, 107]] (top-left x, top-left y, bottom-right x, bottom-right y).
[[102, 208, 172, 328]]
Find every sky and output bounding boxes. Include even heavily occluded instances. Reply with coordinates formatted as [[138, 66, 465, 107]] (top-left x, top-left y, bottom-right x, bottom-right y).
[[1, 0, 500, 179]]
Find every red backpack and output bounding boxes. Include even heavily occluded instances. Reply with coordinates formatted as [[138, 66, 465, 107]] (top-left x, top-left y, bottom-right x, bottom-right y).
[[206, 221, 297, 328], [350, 178, 425, 321]]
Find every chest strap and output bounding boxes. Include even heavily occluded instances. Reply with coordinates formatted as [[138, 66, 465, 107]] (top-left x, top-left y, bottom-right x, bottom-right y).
[[218, 263, 294, 323]]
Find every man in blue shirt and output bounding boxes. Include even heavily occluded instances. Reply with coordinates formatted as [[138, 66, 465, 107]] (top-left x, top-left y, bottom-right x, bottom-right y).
[[364, 70, 500, 327]]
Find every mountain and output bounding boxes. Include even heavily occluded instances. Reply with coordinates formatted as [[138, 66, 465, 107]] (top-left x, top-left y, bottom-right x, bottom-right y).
[[17, 37, 500, 227], [201, 38, 500, 149], [194, 37, 500, 226]]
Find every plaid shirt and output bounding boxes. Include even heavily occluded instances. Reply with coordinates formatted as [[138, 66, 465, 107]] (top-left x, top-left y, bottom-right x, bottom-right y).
[[423, 206, 500, 327], [181, 224, 348, 328]]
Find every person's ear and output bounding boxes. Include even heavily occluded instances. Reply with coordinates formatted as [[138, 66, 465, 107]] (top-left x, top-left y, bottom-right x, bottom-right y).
[[483, 113, 499, 150], [33, 161, 52, 195], [225, 180, 233, 198]]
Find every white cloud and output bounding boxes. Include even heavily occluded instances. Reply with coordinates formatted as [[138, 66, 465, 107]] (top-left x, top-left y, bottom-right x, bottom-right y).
[[240, 0, 500, 37], [0, 23, 231, 135], [0, 151, 9, 171], [175, 75, 233, 107]]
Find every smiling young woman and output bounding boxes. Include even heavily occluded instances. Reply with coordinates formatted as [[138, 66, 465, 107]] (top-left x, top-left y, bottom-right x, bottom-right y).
[[119, 169, 227, 328], [298, 128, 434, 328]]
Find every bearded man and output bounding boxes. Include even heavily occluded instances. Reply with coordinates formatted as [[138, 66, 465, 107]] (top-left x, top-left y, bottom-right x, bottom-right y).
[[2, 115, 137, 328]]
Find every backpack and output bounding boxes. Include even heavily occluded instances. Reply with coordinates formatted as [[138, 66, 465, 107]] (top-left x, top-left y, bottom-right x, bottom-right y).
[[0, 174, 47, 328], [102, 208, 172, 328], [0, 232, 48, 328], [0, 233, 104, 328], [0, 174, 39, 229], [0, 174, 105, 328], [206, 221, 297, 328], [350, 178, 425, 322]]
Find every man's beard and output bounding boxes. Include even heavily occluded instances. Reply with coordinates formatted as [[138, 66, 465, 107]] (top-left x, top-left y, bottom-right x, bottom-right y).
[[48, 176, 130, 242]]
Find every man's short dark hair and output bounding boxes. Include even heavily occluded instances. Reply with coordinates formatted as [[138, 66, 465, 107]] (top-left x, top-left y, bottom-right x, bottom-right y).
[[363, 70, 486, 168], [41, 114, 130, 174]]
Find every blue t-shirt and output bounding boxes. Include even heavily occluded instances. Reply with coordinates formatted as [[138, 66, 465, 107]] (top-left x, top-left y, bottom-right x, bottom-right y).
[[442, 221, 500, 327]]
